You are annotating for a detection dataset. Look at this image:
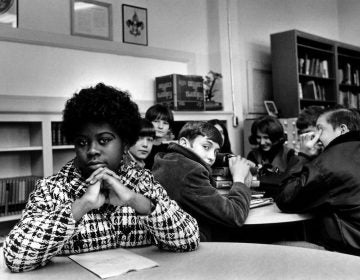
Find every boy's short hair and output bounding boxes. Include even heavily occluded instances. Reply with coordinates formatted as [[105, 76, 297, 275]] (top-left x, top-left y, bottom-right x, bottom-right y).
[[296, 106, 324, 133], [145, 104, 174, 128], [139, 118, 156, 139], [178, 121, 223, 147], [62, 83, 141, 146], [323, 108, 360, 131], [208, 119, 232, 153]]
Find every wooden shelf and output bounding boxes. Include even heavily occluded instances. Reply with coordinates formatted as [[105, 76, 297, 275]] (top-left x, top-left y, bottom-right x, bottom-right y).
[[52, 145, 74, 150], [0, 214, 21, 223], [0, 146, 43, 152]]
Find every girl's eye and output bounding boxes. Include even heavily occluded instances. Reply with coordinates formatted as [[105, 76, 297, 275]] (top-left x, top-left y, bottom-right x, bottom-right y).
[[99, 137, 112, 144], [76, 138, 88, 147], [203, 145, 210, 151]]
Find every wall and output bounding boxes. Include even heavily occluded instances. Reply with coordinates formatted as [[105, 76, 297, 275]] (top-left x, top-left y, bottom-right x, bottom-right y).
[[1, 0, 360, 154], [5, 0, 209, 102], [337, 0, 360, 46]]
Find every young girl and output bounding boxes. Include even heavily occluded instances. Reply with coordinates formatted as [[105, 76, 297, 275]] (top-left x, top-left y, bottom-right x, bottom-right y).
[[3, 83, 199, 272], [247, 115, 298, 174], [126, 118, 155, 168], [144, 104, 174, 169]]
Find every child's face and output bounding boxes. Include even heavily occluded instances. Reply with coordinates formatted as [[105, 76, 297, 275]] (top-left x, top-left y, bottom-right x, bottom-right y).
[[152, 119, 170, 139], [183, 135, 220, 166], [74, 122, 125, 178], [129, 136, 154, 161], [255, 130, 273, 152]]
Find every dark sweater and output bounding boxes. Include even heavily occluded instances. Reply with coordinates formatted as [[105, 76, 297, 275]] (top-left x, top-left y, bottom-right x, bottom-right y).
[[276, 131, 360, 256], [152, 143, 251, 241]]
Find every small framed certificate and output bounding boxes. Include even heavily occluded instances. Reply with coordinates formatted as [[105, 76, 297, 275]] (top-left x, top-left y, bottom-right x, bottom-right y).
[[264, 100, 279, 117], [71, 0, 113, 40]]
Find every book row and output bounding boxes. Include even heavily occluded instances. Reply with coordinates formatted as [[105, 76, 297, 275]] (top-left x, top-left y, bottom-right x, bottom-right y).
[[52, 122, 69, 146], [0, 176, 41, 217], [338, 64, 360, 87], [339, 91, 360, 109], [298, 56, 329, 78], [299, 80, 328, 101]]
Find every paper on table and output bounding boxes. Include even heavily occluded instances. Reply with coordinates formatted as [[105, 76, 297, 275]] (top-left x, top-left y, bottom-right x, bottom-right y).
[[69, 248, 159, 279]]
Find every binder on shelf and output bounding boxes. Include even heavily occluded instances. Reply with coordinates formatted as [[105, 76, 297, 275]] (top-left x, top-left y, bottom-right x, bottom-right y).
[[302, 80, 316, 99]]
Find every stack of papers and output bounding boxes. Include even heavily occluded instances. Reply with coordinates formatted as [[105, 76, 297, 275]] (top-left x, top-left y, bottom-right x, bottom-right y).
[[69, 248, 158, 279]]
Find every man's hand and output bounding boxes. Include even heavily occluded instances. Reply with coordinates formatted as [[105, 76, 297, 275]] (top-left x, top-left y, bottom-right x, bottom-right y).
[[299, 130, 322, 156], [228, 156, 252, 186]]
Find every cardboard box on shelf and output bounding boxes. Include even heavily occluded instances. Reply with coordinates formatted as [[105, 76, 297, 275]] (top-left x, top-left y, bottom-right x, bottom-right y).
[[155, 74, 205, 111]]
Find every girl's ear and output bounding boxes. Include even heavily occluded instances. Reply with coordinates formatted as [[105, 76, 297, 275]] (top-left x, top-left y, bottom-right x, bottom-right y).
[[179, 137, 190, 147]]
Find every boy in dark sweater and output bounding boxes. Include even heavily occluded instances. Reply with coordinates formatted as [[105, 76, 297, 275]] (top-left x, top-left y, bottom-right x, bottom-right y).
[[152, 121, 252, 241]]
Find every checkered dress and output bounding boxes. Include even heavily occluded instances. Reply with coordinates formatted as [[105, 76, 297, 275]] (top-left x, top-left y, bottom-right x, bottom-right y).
[[3, 160, 199, 272]]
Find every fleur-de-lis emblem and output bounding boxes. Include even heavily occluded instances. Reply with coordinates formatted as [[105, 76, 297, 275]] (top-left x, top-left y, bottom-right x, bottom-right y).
[[126, 11, 144, 37]]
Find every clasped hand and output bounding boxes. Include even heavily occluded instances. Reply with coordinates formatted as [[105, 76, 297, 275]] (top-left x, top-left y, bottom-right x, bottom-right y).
[[84, 167, 132, 210]]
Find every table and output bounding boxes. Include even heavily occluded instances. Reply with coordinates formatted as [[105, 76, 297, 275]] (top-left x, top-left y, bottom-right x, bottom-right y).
[[1, 243, 360, 280], [245, 203, 313, 225], [224, 203, 316, 244]]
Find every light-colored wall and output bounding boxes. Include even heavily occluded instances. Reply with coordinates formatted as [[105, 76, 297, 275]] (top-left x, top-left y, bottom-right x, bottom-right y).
[[1, 0, 359, 154], [337, 0, 360, 46]]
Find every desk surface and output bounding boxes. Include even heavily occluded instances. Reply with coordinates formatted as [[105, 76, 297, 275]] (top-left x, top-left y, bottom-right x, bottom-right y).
[[244, 203, 313, 225], [1, 243, 360, 280]]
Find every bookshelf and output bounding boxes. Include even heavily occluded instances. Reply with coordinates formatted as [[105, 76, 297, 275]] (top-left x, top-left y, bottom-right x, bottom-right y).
[[337, 43, 360, 109], [271, 30, 340, 117], [0, 116, 75, 224]]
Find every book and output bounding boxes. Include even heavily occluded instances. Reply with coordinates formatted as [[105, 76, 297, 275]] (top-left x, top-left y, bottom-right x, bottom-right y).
[[321, 60, 329, 78], [298, 58, 305, 74], [298, 83, 303, 99], [69, 248, 158, 279], [304, 55, 310, 75]]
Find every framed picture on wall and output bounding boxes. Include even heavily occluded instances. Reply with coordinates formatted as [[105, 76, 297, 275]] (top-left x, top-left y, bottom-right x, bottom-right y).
[[0, 0, 17, 28], [264, 100, 279, 117], [122, 4, 148, 46], [71, 0, 113, 40]]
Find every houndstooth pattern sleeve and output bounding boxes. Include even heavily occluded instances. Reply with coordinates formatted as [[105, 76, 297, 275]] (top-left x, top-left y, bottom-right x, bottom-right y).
[[119, 167, 200, 252], [2, 177, 80, 272]]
